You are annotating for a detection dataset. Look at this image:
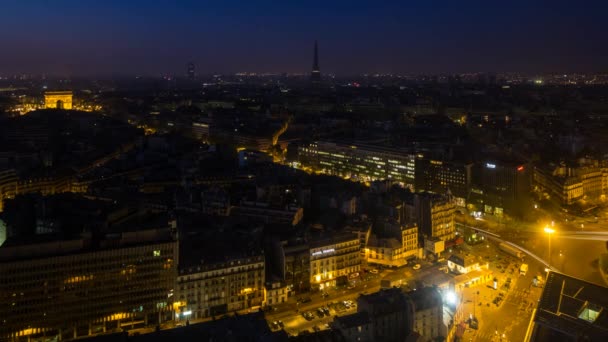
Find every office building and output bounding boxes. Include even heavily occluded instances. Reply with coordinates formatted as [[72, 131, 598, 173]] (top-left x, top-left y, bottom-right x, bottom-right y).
[[472, 159, 529, 216], [299, 141, 416, 188], [0, 216, 178, 340], [415, 158, 472, 205]]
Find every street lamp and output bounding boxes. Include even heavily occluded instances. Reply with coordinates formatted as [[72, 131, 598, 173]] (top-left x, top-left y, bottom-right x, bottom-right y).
[[544, 226, 555, 265]]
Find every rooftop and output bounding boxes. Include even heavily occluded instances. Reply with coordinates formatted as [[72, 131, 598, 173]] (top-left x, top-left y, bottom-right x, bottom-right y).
[[333, 311, 371, 329], [407, 287, 443, 311], [531, 271, 608, 341]]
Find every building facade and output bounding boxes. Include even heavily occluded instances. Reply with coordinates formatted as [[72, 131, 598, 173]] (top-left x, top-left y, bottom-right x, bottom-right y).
[[299, 141, 416, 188], [415, 158, 472, 204], [309, 233, 361, 290], [0, 229, 177, 341], [357, 288, 415, 342], [365, 225, 419, 267], [533, 166, 583, 206], [473, 160, 529, 216], [408, 287, 445, 342], [284, 243, 311, 294], [175, 255, 265, 321], [412, 193, 456, 243]]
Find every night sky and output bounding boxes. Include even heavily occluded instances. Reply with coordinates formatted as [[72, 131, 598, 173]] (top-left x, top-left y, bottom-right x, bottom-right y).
[[1, 0, 607, 76]]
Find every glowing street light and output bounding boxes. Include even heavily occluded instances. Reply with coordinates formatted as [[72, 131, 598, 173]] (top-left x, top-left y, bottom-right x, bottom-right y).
[[444, 290, 457, 306], [544, 226, 555, 265]]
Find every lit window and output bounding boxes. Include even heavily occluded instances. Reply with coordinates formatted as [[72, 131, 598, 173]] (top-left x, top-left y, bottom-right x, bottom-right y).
[[153, 250, 161, 257]]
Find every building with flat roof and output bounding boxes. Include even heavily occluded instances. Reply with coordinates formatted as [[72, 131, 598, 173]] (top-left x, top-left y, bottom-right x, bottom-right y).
[[299, 141, 416, 188], [414, 158, 472, 204], [0, 195, 179, 340], [0, 228, 177, 340], [529, 271, 608, 341]]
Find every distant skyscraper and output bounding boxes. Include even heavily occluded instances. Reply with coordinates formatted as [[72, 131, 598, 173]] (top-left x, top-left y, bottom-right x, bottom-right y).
[[187, 62, 196, 80], [310, 41, 321, 84]]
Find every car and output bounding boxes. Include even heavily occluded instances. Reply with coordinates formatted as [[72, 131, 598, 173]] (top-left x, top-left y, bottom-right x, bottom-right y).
[[347, 285, 355, 290], [317, 308, 325, 317], [271, 321, 279, 329], [299, 297, 312, 304], [302, 312, 314, 321], [412, 264, 421, 270], [369, 269, 379, 274], [322, 307, 330, 315], [278, 320, 284, 328]]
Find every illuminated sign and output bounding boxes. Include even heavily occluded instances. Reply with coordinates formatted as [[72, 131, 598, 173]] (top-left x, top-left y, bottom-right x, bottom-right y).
[[182, 310, 192, 316], [486, 163, 496, 169], [311, 248, 336, 256], [517, 166, 524, 172]]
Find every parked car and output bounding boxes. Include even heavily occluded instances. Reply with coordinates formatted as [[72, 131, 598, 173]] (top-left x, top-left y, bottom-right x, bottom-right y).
[[302, 312, 315, 321]]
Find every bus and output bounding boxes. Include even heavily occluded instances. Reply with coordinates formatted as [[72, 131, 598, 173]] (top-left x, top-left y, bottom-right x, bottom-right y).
[[499, 242, 525, 259], [520, 264, 528, 276]]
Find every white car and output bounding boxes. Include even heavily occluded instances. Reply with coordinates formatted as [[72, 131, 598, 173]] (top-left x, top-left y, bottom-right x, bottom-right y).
[[412, 264, 421, 270]]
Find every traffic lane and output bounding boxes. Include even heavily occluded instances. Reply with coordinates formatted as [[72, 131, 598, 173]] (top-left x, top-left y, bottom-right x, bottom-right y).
[[265, 284, 380, 322], [470, 259, 543, 342], [519, 231, 607, 286]]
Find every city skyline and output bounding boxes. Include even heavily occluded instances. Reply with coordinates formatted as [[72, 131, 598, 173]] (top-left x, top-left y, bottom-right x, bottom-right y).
[[1, 1, 608, 76]]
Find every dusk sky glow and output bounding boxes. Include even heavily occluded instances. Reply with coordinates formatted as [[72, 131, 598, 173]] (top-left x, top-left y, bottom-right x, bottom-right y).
[[1, 0, 607, 76]]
